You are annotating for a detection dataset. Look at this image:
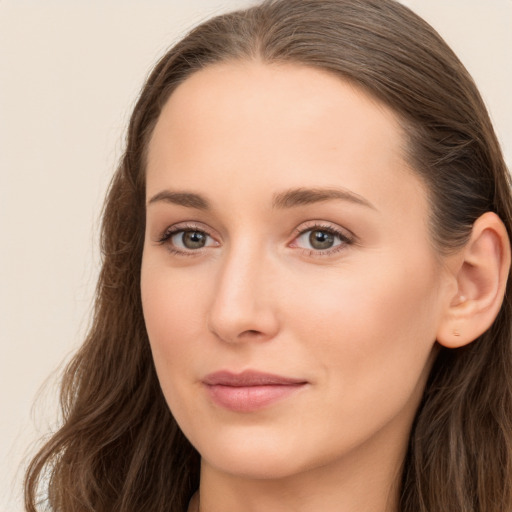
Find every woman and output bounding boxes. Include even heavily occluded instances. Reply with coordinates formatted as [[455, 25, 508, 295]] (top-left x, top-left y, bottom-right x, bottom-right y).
[[25, 0, 512, 511]]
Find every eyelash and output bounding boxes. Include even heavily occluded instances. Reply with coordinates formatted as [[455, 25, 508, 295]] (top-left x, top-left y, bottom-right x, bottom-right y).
[[291, 222, 354, 258], [156, 222, 355, 258], [157, 223, 216, 257]]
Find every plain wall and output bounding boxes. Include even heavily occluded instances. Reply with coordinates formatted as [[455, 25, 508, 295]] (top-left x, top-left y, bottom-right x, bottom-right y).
[[1, 1, 510, 511]]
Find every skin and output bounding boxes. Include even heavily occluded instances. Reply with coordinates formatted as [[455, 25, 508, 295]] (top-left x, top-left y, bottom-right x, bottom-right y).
[[141, 61, 460, 512]]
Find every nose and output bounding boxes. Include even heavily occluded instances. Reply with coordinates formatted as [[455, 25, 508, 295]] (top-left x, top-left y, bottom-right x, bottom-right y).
[[207, 243, 280, 344]]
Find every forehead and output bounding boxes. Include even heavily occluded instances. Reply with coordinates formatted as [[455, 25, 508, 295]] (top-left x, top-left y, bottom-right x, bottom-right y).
[[146, 61, 427, 223]]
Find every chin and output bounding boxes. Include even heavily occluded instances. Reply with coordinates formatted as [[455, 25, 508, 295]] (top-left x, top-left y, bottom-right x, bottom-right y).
[[203, 450, 306, 481], [194, 425, 313, 480]]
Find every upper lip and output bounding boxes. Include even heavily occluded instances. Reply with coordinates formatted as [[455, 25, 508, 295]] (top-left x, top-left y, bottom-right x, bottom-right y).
[[203, 370, 307, 387]]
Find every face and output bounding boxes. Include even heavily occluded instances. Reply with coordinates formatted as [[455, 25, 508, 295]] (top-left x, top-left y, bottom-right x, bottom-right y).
[[141, 62, 453, 481]]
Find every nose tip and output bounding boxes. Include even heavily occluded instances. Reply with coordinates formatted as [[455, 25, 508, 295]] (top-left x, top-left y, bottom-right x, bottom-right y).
[[206, 255, 280, 344], [208, 295, 280, 344]]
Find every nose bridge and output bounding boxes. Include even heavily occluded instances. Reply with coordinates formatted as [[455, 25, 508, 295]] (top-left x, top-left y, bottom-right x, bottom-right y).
[[207, 237, 278, 343]]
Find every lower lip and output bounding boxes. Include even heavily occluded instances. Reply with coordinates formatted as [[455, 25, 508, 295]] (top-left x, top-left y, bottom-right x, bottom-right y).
[[205, 383, 306, 412]]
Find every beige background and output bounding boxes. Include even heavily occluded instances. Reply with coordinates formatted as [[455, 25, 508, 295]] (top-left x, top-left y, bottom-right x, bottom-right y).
[[1, 1, 510, 511]]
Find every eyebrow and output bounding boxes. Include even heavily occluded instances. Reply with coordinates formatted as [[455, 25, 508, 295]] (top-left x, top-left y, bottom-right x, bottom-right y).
[[147, 190, 210, 210], [147, 187, 376, 211], [272, 187, 376, 210]]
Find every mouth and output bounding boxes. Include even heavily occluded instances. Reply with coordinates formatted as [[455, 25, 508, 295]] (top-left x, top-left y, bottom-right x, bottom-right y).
[[202, 370, 308, 412]]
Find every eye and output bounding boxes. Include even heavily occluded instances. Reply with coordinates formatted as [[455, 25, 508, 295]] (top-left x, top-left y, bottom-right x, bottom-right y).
[[157, 224, 219, 255], [291, 223, 354, 255], [172, 230, 211, 250], [299, 229, 339, 250]]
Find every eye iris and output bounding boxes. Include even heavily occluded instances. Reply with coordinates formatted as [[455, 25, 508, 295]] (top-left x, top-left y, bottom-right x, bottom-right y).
[[182, 231, 206, 249], [309, 230, 334, 250]]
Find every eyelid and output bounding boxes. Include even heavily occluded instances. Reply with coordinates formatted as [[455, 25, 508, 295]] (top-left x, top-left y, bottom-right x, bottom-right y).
[[289, 220, 356, 256], [155, 222, 220, 256], [291, 220, 355, 242], [156, 221, 214, 242]]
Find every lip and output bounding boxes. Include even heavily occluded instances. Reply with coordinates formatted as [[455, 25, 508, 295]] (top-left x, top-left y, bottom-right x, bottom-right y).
[[202, 370, 308, 412]]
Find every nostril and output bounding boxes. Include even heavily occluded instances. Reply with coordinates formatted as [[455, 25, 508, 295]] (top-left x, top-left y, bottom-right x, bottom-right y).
[[243, 329, 261, 336]]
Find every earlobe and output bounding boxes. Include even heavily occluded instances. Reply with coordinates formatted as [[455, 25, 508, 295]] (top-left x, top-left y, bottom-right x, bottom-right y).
[[437, 212, 511, 349]]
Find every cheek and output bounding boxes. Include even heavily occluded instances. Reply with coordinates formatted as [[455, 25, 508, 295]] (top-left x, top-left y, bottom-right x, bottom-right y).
[[141, 261, 217, 438], [141, 263, 209, 382], [286, 252, 441, 408]]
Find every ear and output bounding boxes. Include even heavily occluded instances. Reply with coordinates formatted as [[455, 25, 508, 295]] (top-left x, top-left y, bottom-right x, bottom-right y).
[[437, 212, 511, 348]]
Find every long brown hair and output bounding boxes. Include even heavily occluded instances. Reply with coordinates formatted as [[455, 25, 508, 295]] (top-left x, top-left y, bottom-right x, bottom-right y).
[[25, 1, 512, 511]]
